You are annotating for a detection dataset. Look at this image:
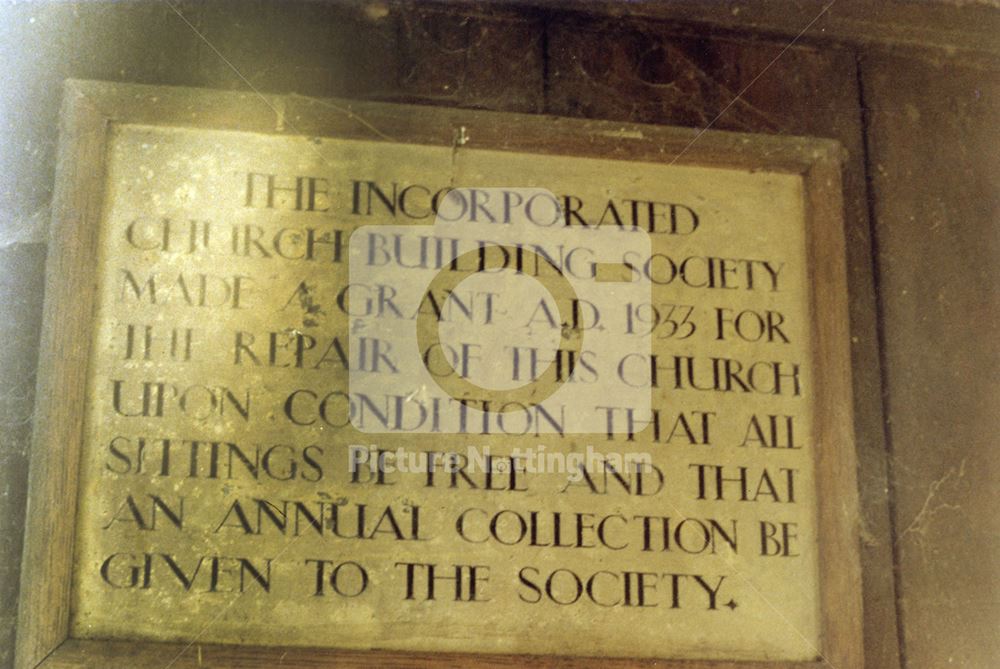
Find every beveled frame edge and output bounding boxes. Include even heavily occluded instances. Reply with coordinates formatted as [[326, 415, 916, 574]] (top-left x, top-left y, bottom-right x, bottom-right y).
[[15, 79, 862, 669]]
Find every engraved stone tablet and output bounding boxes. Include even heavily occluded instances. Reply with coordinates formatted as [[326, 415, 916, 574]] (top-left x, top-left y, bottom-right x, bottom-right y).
[[22, 81, 861, 669]]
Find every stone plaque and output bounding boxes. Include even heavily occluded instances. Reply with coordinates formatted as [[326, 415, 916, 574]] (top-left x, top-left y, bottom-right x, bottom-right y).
[[18, 81, 862, 669]]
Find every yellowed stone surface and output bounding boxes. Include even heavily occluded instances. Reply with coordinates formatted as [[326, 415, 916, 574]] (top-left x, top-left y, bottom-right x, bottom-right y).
[[71, 124, 819, 661]]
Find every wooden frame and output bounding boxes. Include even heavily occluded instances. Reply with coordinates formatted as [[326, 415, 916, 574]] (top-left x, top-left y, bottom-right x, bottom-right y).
[[16, 79, 862, 669]]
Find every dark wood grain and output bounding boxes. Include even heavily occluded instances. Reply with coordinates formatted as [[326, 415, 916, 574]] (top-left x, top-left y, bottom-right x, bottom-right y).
[[394, 2, 545, 112], [518, 0, 1000, 57], [862, 48, 1000, 669]]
